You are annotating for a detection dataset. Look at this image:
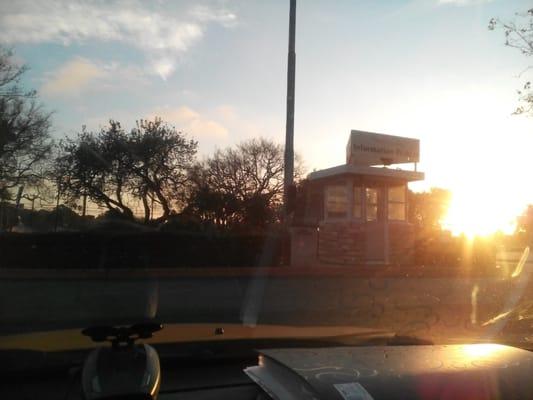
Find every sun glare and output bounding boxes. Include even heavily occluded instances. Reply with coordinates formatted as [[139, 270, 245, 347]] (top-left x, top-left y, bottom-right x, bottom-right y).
[[461, 344, 505, 358], [441, 186, 517, 238]]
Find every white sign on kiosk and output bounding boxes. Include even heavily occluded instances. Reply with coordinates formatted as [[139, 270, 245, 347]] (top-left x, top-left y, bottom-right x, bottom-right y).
[[346, 130, 420, 166]]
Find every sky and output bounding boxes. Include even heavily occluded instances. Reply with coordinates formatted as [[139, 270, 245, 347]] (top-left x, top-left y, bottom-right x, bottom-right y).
[[0, 0, 532, 234]]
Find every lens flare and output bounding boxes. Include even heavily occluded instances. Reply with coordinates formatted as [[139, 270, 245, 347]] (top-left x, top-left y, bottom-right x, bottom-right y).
[[441, 186, 518, 238]]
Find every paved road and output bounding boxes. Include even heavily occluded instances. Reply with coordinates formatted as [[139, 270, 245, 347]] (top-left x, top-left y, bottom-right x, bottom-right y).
[[2, 267, 533, 344]]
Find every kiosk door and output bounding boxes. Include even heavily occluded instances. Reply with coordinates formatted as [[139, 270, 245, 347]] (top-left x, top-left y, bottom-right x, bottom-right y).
[[365, 187, 387, 263]]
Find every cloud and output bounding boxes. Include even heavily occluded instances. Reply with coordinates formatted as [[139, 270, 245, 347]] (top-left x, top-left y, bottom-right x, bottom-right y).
[[41, 58, 105, 96], [213, 105, 271, 140], [0, 0, 236, 79], [437, 0, 493, 5], [214, 105, 238, 122], [149, 106, 228, 138], [189, 4, 237, 27], [41, 57, 149, 97]]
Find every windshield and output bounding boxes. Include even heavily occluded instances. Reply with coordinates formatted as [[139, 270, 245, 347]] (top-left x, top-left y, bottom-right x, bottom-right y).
[[1, 0, 533, 354]]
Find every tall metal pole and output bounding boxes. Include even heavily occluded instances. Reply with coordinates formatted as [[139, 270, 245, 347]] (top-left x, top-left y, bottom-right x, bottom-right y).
[[54, 181, 60, 232], [283, 0, 296, 219], [82, 193, 87, 217]]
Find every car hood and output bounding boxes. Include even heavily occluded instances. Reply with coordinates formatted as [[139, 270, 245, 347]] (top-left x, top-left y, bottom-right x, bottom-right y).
[[0, 323, 390, 352]]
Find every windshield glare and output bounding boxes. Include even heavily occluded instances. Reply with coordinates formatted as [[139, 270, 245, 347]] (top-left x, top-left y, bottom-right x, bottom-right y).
[[1, 1, 533, 353]]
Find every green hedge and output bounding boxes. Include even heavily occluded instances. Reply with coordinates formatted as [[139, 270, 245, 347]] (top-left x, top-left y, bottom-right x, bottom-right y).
[[0, 232, 288, 269]]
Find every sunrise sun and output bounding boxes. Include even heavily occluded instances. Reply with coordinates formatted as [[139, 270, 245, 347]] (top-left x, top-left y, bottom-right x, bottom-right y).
[[441, 187, 518, 238]]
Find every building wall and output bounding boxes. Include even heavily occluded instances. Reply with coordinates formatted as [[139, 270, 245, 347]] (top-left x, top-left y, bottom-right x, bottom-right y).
[[317, 222, 414, 266], [291, 221, 415, 267], [290, 226, 318, 266], [317, 222, 366, 265]]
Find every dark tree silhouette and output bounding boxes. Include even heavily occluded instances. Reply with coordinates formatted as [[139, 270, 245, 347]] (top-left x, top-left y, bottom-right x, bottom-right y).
[[54, 122, 135, 218], [0, 47, 52, 200], [127, 118, 197, 222], [21, 176, 54, 211], [186, 138, 304, 229], [490, 9, 533, 116], [54, 118, 197, 222], [184, 177, 241, 227]]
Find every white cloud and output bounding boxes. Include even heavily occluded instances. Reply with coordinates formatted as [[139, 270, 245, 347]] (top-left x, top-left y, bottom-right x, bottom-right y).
[[214, 105, 271, 140], [41, 57, 149, 97], [149, 106, 228, 138], [0, 0, 236, 79], [438, 0, 493, 5], [189, 4, 237, 27], [214, 105, 238, 122], [41, 58, 105, 96]]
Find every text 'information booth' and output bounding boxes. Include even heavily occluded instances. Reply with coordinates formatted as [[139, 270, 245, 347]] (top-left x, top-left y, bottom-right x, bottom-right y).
[[291, 130, 424, 266]]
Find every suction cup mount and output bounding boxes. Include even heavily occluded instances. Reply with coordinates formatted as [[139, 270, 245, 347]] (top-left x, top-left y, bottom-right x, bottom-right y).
[[82, 322, 163, 349]]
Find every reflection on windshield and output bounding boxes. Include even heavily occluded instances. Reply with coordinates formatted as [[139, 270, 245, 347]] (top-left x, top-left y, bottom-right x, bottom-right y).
[[0, 1, 533, 352]]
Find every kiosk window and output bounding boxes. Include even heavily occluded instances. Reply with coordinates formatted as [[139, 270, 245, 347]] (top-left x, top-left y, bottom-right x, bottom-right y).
[[366, 188, 378, 221], [388, 185, 406, 221], [325, 185, 348, 219], [353, 186, 363, 218]]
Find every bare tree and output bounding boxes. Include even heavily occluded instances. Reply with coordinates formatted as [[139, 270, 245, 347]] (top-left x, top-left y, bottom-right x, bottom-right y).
[[21, 180, 54, 212], [187, 138, 304, 228], [55, 122, 136, 218], [490, 9, 533, 115], [127, 118, 197, 222], [185, 165, 241, 227], [0, 47, 53, 200], [55, 118, 197, 222]]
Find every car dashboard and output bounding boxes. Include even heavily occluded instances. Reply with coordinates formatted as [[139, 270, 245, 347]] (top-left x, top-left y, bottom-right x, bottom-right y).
[[3, 343, 533, 399]]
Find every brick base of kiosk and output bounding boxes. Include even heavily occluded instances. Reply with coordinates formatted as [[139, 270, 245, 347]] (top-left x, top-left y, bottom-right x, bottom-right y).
[[291, 223, 415, 267]]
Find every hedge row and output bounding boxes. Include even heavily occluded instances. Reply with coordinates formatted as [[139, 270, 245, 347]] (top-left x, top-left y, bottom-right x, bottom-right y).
[[0, 232, 288, 269]]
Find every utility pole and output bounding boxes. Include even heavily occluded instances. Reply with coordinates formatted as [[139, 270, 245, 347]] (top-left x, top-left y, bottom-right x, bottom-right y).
[[0, 201, 4, 232], [54, 181, 60, 232], [82, 193, 87, 217], [283, 0, 296, 220]]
